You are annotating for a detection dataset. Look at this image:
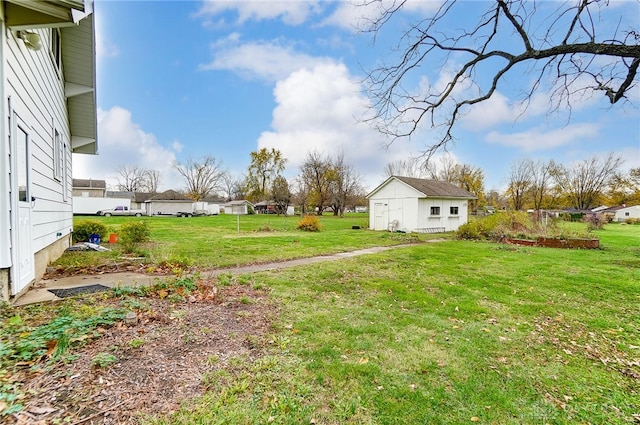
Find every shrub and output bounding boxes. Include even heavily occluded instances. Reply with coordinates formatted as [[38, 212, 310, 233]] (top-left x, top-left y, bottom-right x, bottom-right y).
[[119, 221, 151, 253], [73, 220, 108, 243], [297, 215, 322, 232], [584, 213, 607, 230], [456, 221, 484, 240]]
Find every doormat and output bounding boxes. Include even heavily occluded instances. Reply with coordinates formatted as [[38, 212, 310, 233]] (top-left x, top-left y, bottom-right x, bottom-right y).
[[49, 284, 110, 298]]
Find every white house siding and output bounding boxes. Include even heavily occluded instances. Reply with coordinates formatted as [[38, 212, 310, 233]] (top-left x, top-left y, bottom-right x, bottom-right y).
[[614, 205, 640, 222], [0, 7, 91, 301], [417, 198, 469, 232], [368, 179, 422, 231]]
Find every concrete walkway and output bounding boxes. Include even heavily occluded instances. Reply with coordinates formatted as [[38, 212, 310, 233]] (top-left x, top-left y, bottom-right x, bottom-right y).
[[14, 242, 438, 307]]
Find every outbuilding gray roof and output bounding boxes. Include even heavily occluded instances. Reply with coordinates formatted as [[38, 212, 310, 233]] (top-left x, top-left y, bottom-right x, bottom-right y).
[[72, 178, 105, 189], [368, 176, 477, 199], [147, 190, 192, 201]]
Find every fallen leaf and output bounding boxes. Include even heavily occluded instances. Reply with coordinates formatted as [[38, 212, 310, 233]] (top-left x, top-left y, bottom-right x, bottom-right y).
[[470, 417, 479, 422], [45, 340, 58, 357], [359, 357, 369, 364], [158, 289, 168, 299]]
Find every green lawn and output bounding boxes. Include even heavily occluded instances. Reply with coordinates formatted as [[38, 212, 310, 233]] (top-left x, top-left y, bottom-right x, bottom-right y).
[[20, 218, 640, 423], [145, 222, 640, 424], [66, 213, 440, 269]]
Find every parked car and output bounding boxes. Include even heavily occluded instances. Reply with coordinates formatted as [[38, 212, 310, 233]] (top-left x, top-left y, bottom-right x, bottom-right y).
[[96, 206, 146, 217]]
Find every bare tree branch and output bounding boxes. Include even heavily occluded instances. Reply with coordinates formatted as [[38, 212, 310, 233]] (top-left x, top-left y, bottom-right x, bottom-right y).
[[363, 0, 639, 157]]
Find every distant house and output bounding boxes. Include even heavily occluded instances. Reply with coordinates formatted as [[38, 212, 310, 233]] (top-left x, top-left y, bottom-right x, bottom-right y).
[[72, 178, 106, 197], [366, 176, 477, 233], [1, 1, 97, 301], [224, 200, 254, 215], [609, 205, 640, 222], [254, 200, 294, 215], [146, 190, 193, 216]]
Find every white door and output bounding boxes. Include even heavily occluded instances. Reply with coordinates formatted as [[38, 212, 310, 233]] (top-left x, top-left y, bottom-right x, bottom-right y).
[[374, 203, 385, 230], [10, 114, 35, 294]]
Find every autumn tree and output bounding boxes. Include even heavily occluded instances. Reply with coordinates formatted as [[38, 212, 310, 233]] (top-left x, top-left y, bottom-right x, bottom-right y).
[[271, 176, 291, 216], [245, 148, 286, 202], [606, 167, 640, 206], [363, 0, 639, 157], [175, 156, 226, 201], [552, 153, 624, 210], [424, 157, 485, 211]]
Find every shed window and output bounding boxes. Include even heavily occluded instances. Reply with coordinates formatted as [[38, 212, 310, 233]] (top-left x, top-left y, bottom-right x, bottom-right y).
[[430, 206, 440, 216], [625, 212, 630, 217], [450, 206, 459, 215]]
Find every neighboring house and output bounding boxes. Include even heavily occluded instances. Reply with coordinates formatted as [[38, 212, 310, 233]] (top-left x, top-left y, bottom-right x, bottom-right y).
[[224, 200, 254, 215], [0, 0, 97, 301], [610, 205, 640, 222], [254, 200, 294, 215], [72, 178, 105, 197], [366, 176, 477, 233], [145, 190, 193, 215]]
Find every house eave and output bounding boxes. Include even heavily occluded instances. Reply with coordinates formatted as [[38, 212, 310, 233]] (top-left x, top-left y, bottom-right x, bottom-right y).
[[4, 0, 90, 29], [62, 12, 97, 154]]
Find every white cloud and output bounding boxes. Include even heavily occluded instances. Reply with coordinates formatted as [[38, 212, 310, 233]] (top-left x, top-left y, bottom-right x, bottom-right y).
[[256, 63, 421, 190], [485, 123, 600, 152], [324, 0, 442, 30], [195, 1, 323, 26], [73, 107, 181, 190], [199, 39, 336, 82]]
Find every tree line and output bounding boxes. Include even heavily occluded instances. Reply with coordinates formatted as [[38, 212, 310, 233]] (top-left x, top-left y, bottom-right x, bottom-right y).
[[115, 148, 637, 216]]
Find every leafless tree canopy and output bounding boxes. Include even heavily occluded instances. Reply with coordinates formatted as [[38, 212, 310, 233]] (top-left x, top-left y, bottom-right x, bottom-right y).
[[116, 165, 160, 193], [363, 0, 640, 157], [553, 152, 623, 209], [175, 156, 226, 201]]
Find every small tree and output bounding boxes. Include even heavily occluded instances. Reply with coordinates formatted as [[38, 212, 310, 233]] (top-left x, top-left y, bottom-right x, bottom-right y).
[[271, 176, 291, 215]]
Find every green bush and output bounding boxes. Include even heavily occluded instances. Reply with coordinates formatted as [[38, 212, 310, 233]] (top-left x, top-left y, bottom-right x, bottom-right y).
[[297, 215, 322, 232], [73, 220, 108, 243], [119, 221, 151, 253]]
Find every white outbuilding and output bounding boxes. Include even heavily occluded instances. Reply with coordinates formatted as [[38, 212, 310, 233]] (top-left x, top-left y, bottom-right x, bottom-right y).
[[366, 176, 477, 233], [613, 205, 640, 222]]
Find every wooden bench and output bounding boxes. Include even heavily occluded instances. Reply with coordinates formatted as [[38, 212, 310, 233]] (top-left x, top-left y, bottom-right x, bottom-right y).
[[414, 227, 446, 234]]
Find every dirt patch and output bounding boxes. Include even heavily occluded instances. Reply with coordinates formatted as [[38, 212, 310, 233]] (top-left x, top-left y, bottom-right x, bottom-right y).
[[6, 284, 274, 424]]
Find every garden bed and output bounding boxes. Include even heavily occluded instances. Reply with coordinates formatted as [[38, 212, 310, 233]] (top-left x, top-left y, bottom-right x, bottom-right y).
[[503, 237, 600, 249]]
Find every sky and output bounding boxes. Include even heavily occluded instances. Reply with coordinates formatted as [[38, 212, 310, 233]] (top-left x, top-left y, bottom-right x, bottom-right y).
[[73, 0, 640, 194]]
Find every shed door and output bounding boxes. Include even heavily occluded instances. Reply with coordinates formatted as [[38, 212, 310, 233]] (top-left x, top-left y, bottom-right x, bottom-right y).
[[11, 114, 35, 294], [374, 203, 386, 231]]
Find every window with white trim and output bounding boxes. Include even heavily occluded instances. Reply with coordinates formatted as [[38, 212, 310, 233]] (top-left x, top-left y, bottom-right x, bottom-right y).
[[450, 206, 459, 215], [430, 206, 440, 216]]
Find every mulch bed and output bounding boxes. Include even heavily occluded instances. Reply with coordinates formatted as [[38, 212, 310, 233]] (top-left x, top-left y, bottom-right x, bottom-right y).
[[6, 284, 273, 424]]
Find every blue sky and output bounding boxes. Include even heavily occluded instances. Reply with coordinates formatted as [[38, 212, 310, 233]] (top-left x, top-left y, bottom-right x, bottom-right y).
[[73, 0, 640, 194]]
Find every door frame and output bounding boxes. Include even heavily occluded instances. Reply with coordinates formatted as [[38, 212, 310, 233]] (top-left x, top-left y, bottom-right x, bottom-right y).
[[8, 102, 35, 295]]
